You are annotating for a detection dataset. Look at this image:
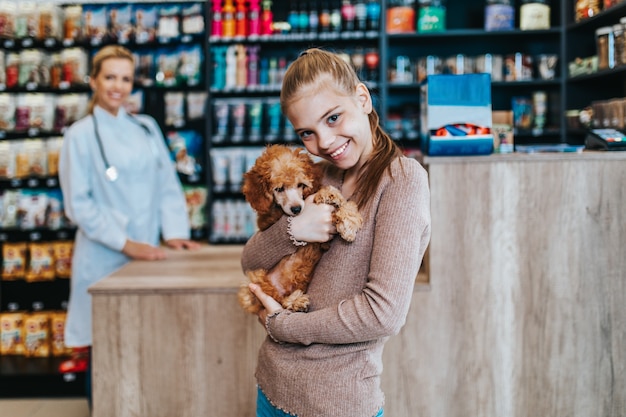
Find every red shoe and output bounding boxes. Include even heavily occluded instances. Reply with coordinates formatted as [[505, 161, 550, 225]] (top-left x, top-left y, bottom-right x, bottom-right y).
[[59, 347, 90, 374]]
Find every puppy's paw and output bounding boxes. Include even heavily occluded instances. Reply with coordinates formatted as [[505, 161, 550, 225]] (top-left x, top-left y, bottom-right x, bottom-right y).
[[238, 284, 262, 315], [334, 201, 363, 242], [314, 186, 345, 208], [282, 290, 310, 312]]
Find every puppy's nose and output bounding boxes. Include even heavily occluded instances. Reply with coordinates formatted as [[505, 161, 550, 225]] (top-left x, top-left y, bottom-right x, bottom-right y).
[[291, 206, 302, 215]]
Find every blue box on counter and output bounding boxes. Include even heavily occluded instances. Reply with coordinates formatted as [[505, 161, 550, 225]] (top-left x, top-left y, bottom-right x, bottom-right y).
[[420, 74, 494, 156]]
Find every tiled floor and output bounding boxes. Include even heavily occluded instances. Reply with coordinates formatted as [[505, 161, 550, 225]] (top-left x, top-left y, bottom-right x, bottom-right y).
[[0, 398, 89, 417]]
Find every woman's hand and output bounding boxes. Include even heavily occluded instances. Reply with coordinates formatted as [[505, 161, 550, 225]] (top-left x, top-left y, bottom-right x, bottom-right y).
[[122, 240, 167, 260], [164, 238, 202, 250], [290, 194, 337, 243], [248, 283, 283, 325]]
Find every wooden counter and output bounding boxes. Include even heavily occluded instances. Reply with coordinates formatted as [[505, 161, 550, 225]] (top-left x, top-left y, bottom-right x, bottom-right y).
[[90, 152, 625, 417], [89, 245, 265, 417], [382, 151, 626, 417]]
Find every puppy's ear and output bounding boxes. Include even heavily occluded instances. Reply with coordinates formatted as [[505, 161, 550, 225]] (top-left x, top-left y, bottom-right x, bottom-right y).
[[242, 166, 274, 214], [306, 159, 324, 196]]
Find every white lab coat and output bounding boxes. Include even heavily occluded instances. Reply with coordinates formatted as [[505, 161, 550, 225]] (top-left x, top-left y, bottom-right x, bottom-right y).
[[59, 105, 190, 347]]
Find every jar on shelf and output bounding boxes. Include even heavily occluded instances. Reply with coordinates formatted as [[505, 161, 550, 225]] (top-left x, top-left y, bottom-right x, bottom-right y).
[[485, 0, 515, 32], [614, 19, 626, 67], [386, 0, 416, 34], [575, 0, 600, 23], [596, 25, 615, 70], [520, 0, 550, 30], [417, 0, 446, 33]]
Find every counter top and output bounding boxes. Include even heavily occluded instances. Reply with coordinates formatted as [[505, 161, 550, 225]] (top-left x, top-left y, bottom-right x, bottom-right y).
[[422, 150, 626, 164], [88, 245, 245, 295]]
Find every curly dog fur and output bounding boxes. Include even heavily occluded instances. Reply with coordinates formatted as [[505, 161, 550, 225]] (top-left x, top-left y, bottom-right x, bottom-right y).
[[238, 145, 363, 314]]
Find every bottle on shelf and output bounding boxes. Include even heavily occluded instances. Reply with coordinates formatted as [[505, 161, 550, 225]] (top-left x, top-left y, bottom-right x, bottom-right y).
[[299, 1, 310, 34], [484, 0, 515, 32], [341, 0, 356, 32], [309, 1, 320, 35], [261, 0, 274, 35], [365, 0, 381, 32], [211, 0, 223, 38], [417, 0, 446, 33], [330, 0, 342, 34], [354, 0, 367, 32], [222, 0, 236, 37], [248, 0, 261, 36], [235, 0, 248, 37], [319, 1, 331, 33], [288, 0, 300, 33]]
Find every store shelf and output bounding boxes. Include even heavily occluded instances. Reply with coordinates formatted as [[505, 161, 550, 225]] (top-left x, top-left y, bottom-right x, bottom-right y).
[[0, 356, 85, 398]]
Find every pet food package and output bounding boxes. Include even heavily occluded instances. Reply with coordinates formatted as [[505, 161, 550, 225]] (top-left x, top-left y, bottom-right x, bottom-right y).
[[52, 240, 73, 278], [420, 74, 494, 156], [50, 311, 70, 356], [25, 241, 55, 282], [2, 242, 27, 280], [23, 312, 50, 357], [0, 312, 26, 355]]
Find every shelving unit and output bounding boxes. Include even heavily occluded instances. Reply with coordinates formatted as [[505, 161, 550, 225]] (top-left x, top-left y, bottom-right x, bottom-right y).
[[0, 0, 207, 398], [564, 1, 626, 143]]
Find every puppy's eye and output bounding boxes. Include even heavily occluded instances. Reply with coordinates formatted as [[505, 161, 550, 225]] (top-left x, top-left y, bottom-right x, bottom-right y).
[[274, 186, 284, 193], [298, 183, 307, 189]]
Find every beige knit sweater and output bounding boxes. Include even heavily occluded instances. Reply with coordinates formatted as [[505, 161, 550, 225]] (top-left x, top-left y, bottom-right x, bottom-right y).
[[241, 156, 431, 417]]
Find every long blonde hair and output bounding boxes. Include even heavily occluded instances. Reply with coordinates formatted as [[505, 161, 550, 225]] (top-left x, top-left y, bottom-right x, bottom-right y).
[[87, 45, 135, 114], [280, 48, 403, 209]]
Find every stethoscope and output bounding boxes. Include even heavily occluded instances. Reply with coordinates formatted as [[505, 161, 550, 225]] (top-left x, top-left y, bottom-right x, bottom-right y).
[[92, 112, 159, 182]]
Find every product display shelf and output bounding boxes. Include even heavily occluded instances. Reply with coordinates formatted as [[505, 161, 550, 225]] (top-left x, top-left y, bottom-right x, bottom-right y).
[[564, 0, 626, 144], [0, 355, 85, 398], [384, 0, 565, 145], [205, 0, 383, 244], [0, 1, 209, 398]]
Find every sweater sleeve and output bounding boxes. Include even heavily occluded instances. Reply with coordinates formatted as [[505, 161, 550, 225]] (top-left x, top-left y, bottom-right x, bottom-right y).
[[267, 159, 432, 345], [241, 216, 298, 272]]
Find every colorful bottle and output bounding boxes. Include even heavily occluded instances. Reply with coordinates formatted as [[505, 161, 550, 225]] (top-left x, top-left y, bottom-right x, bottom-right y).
[[235, 0, 248, 37], [309, 0, 320, 33], [261, 0, 274, 35], [248, 0, 261, 36], [235, 44, 248, 88], [222, 0, 236, 38], [364, 48, 379, 81], [365, 0, 380, 31], [330, 0, 342, 33], [354, 0, 367, 32], [299, 2, 310, 34], [211, 45, 228, 89], [211, 0, 223, 37], [319, 1, 331, 33], [247, 45, 261, 86], [288, 0, 300, 33], [225, 45, 237, 88], [341, 0, 356, 32]]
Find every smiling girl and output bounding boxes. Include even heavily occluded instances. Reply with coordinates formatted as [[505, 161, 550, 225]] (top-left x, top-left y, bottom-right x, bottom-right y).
[[242, 48, 432, 417]]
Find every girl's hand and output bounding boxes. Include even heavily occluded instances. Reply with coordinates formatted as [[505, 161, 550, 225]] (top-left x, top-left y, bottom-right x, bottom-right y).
[[248, 283, 283, 324], [164, 238, 202, 250], [289, 194, 337, 243], [122, 240, 167, 260]]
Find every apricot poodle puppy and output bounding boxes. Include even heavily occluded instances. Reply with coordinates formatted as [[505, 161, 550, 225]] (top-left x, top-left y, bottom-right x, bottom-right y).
[[238, 145, 363, 314]]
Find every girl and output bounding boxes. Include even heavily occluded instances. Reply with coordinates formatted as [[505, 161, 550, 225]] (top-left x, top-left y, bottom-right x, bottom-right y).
[[243, 48, 431, 417]]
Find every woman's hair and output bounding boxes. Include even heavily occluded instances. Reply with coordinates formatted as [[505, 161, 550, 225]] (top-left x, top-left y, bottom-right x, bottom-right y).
[[280, 48, 403, 209], [87, 45, 135, 114]]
